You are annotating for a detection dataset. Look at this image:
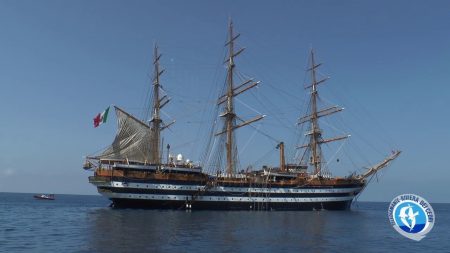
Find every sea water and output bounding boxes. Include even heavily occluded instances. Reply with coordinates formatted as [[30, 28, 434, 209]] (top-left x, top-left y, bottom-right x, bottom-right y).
[[0, 193, 448, 253]]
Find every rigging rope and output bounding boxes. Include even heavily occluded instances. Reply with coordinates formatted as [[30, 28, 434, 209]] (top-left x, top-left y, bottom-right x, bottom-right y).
[[235, 97, 263, 116], [238, 123, 261, 156], [325, 138, 348, 166]]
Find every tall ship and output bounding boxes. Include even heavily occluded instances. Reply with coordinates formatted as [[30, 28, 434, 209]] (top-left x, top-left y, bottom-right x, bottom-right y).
[[84, 21, 400, 210]]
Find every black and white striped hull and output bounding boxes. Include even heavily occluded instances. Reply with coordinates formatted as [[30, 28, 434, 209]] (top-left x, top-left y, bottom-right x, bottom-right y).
[[94, 181, 362, 211]]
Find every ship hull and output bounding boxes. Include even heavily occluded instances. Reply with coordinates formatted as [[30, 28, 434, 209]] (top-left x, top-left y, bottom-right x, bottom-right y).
[[110, 198, 352, 211], [111, 198, 352, 211], [92, 179, 362, 211]]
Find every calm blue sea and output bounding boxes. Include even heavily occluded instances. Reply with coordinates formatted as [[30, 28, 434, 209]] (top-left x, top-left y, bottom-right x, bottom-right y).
[[0, 192, 448, 253]]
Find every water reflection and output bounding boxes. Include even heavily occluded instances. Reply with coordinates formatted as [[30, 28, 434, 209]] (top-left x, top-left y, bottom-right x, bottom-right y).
[[84, 205, 383, 253], [86, 209, 210, 252]]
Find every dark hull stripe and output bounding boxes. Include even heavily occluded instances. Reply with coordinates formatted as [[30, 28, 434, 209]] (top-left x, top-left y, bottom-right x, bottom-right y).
[[105, 177, 362, 188], [99, 187, 357, 198], [111, 198, 353, 211]]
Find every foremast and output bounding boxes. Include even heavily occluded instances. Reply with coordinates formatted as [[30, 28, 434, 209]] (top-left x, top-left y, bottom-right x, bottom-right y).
[[298, 49, 401, 178], [298, 49, 348, 176], [149, 44, 172, 165], [216, 20, 263, 175]]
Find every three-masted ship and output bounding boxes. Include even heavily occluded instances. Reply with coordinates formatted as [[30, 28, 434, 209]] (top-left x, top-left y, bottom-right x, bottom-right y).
[[84, 21, 400, 210]]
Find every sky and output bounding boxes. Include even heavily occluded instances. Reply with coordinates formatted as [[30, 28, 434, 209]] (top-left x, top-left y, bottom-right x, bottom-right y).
[[0, 0, 449, 203]]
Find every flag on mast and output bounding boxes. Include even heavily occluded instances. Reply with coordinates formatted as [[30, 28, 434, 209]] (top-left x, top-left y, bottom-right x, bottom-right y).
[[93, 106, 110, 128]]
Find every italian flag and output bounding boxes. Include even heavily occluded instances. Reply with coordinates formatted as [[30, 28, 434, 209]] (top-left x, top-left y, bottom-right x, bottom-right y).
[[93, 106, 110, 128]]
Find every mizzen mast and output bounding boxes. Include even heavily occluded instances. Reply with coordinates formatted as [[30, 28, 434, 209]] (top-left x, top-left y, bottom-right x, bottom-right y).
[[298, 49, 349, 176], [216, 20, 263, 175]]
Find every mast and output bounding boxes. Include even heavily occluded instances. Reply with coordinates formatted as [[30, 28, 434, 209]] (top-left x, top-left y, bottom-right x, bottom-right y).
[[216, 20, 263, 175], [309, 50, 321, 175], [225, 21, 235, 175], [298, 49, 348, 176], [149, 44, 164, 164]]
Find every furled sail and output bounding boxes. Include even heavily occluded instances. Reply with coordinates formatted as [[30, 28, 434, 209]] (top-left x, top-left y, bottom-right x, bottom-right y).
[[97, 106, 155, 163]]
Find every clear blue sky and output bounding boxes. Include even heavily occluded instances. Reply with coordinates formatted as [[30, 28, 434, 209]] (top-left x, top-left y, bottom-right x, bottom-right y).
[[0, 0, 449, 203]]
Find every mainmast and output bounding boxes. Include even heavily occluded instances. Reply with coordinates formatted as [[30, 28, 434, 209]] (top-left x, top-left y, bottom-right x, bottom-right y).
[[149, 44, 172, 165], [216, 20, 263, 175], [298, 49, 348, 176]]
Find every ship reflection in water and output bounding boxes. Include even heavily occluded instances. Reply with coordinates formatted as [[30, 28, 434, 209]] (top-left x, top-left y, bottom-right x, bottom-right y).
[[85, 207, 375, 252]]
